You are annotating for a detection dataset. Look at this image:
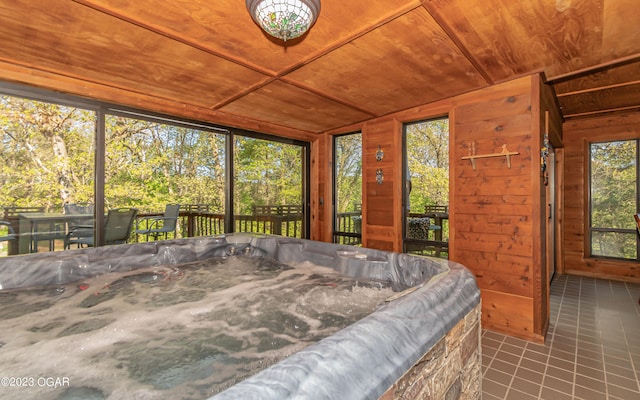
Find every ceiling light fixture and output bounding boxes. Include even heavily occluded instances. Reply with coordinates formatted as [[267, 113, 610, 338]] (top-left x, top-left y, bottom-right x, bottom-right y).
[[246, 0, 321, 42]]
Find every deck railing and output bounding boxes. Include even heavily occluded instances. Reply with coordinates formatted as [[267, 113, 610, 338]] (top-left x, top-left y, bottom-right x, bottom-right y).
[[3, 204, 447, 258], [134, 203, 306, 239], [404, 205, 449, 258], [334, 210, 362, 245], [139, 205, 304, 240]]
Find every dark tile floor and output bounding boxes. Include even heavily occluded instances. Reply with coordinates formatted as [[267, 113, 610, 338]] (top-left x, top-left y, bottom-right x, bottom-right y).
[[482, 274, 640, 399]]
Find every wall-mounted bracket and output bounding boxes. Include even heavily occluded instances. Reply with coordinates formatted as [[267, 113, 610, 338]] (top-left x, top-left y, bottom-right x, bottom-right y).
[[376, 168, 384, 184], [376, 145, 384, 161], [461, 143, 519, 170]]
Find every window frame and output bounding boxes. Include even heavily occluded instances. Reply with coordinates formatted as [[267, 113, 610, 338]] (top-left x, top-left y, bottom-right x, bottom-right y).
[[402, 115, 450, 258], [0, 81, 311, 251], [587, 139, 640, 260], [332, 131, 362, 245]]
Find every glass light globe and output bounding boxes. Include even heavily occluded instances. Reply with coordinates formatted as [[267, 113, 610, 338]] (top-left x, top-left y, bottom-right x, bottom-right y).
[[246, 0, 321, 41]]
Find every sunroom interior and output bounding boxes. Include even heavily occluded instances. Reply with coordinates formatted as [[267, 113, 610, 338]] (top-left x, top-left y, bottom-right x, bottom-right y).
[[1, 0, 640, 346]]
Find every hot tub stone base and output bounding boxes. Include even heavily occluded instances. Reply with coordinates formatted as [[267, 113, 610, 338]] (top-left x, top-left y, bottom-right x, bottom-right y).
[[380, 303, 481, 400]]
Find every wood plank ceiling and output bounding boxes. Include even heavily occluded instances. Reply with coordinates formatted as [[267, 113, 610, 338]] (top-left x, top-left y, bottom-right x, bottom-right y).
[[0, 0, 638, 134]]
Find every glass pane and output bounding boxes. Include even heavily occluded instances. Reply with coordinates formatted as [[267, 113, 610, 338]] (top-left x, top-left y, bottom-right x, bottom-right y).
[[591, 141, 636, 229], [591, 231, 637, 259], [405, 118, 449, 258], [233, 136, 304, 237], [334, 133, 362, 245], [105, 116, 226, 243], [0, 95, 95, 256], [590, 141, 637, 258]]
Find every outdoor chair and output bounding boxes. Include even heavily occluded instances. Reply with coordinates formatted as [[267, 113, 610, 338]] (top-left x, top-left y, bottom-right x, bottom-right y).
[[136, 204, 180, 241], [65, 207, 138, 249], [0, 220, 16, 243], [63, 202, 95, 230]]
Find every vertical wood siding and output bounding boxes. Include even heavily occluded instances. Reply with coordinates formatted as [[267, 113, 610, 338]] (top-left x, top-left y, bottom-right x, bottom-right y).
[[317, 75, 555, 341], [451, 77, 545, 341], [563, 112, 640, 281]]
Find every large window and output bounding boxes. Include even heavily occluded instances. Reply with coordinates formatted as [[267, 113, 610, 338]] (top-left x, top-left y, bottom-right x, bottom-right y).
[[233, 135, 307, 238], [403, 117, 449, 258], [0, 94, 96, 254], [105, 114, 226, 211], [333, 132, 362, 245], [0, 83, 310, 257], [590, 140, 638, 259]]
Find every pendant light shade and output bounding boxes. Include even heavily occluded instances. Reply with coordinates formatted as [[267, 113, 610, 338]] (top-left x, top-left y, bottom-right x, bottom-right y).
[[246, 0, 321, 42]]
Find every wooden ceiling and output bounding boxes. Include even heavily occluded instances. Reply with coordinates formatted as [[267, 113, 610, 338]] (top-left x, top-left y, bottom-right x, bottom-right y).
[[0, 0, 638, 135]]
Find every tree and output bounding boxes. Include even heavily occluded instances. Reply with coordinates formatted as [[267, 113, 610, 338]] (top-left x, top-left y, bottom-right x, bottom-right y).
[[1, 94, 305, 223], [406, 118, 449, 213], [590, 140, 637, 258], [233, 136, 303, 214], [334, 134, 362, 213], [0, 95, 95, 210], [105, 116, 226, 211]]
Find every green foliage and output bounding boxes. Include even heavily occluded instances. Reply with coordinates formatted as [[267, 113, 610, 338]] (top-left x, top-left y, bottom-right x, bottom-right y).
[[590, 141, 636, 229], [334, 134, 362, 213], [0, 95, 95, 210], [590, 140, 638, 259], [1, 96, 304, 217], [233, 136, 303, 215], [406, 118, 449, 212], [104, 116, 227, 212]]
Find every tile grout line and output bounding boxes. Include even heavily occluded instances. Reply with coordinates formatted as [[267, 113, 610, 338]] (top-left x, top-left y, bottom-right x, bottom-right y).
[[482, 329, 506, 398], [495, 334, 513, 398], [600, 278, 610, 399], [538, 274, 566, 400], [571, 276, 579, 400], [623, 281, 640, 394], [482, 275, 640, 400], [505, 337, 526, 399]]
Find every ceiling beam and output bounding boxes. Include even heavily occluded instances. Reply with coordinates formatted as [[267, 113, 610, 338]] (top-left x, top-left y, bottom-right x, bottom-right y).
[[545, 53, 640, 84], [421, 1, 494, 86], [556, 80, 640, 97], [563, 106, 640, 120]]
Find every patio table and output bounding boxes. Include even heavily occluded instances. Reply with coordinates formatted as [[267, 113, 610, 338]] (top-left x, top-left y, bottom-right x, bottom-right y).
[[18, 212, 93, 254]]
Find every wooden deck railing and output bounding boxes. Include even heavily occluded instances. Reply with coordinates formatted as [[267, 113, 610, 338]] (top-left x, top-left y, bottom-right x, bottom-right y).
[[334, 210, 362, 245], [405, 205, 449, 258], [133, 204, 306, 241], [4, 204, 447, 258]]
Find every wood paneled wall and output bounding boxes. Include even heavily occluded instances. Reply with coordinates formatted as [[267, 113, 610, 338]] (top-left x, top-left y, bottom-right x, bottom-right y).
[[317, 75, 556, 342], [563, 111, 640, 281], [451, 76, 551, 342], [310, 133, 332, 243], [361, 118, 402, 252]]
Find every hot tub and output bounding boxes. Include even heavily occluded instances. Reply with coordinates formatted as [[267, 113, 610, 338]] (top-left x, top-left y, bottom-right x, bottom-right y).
[[0, 235, 481, 400]]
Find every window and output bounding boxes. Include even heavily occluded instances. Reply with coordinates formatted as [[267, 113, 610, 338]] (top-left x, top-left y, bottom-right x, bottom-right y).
[[0, 93, 97, 254], [590, 140, 638, 259], [403, 117, 449, 258], [333, 132, 362, 245], [104, 112, 228, 240], [0, 82, 311, 257], [233, 135, 307, 238]]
